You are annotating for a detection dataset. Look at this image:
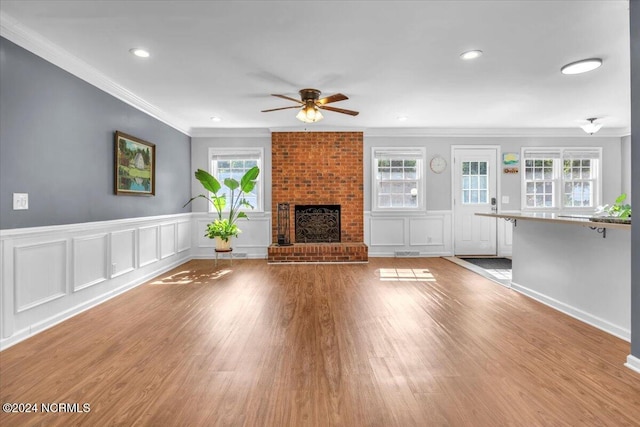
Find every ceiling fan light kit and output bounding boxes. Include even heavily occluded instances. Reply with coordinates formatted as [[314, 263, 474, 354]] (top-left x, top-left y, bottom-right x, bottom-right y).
[[262, 88, 359, 123], [581, 117, 603, 135]]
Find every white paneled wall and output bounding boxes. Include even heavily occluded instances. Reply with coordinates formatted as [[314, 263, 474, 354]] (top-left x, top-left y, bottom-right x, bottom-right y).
[[192, 212, 272, 259], [365, 211, 453, 257], [1, 208, 494, 350], [0, 214, 192, 350]]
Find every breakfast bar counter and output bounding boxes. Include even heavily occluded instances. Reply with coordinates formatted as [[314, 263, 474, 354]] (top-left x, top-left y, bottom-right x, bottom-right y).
[[477, 212, 631, 340]]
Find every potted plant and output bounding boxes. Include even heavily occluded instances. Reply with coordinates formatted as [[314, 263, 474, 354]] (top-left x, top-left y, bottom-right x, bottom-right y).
[[184, 166, 260, 250], [593, 193, 632, 224]]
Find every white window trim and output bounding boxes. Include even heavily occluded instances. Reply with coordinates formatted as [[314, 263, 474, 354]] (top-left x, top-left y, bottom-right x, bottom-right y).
[[520, 146, 602, 212], [208, 147, 264, 213], [371, 146, 426, 212]]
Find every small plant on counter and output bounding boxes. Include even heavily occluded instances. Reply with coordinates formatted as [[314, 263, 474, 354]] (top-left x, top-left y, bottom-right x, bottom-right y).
[[594, 193, 632, 219]]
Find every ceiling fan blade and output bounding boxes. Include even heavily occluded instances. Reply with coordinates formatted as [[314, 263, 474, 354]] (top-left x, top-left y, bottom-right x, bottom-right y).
[[318, 105, 359, 116], [261, 106, 302, 113], [317, 93, 348, 105], [271, 94, 303, 104]]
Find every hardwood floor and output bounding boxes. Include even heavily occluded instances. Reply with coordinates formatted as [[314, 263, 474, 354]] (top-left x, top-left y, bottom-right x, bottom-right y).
[[1, 258, 639, 426]]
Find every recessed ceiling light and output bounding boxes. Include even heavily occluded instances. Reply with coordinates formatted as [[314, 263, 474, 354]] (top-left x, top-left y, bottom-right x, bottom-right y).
[[210, 116, 222, 122], [129, 48, 150, 58], [460, 50, 483, 60], [561, 58, 602, 75]]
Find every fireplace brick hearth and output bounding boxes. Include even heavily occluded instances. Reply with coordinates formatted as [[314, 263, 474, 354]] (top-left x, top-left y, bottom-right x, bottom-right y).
[[268, 131, 368, 263]]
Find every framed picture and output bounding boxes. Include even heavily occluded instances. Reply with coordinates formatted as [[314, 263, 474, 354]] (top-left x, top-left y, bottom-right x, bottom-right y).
[[114, 131, 156, 196]]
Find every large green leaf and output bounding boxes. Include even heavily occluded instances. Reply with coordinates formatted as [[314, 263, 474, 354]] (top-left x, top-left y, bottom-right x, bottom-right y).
[[240, 166, 260, 193], [195, 169, 221, 194], [213, 195, 226, 211], [224, 178, 239, 191], [615, 193, 627, 204]]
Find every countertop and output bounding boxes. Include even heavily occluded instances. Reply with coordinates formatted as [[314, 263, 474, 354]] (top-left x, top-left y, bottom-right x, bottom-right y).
[[475, 211, 631, 230]]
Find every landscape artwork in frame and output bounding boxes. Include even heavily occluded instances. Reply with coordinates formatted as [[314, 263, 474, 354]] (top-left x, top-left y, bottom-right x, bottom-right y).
[[114, 131, 156, 196]]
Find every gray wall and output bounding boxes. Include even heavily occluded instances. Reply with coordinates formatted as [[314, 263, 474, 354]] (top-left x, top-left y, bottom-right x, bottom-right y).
[[630, 0, 639, 358], [364, 135, 623, 212], [0, 37, 191, 229], [190, 134, 271, 214]]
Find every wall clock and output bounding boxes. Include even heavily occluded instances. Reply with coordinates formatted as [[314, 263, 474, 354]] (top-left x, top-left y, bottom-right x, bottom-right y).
[[430, 155, 447, 174]]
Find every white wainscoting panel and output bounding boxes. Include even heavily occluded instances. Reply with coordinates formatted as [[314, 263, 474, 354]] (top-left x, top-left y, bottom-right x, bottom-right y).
[[73, 233, 108, 292], [366, 211, 452, 257], [111, 229, 135, 278], [14, 240, 67, 312], [139, 225, 159, 267], [370, 218, 405, 246], [409, 217, 444, 246], [160, 223, 177, 260], [177, 221, 191, 253], [193, 213, 271, 259], [0, 213, 192, 350]]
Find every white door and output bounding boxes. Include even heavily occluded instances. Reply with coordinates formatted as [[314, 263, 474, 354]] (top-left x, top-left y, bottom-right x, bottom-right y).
[[453, 148, 498, 255]]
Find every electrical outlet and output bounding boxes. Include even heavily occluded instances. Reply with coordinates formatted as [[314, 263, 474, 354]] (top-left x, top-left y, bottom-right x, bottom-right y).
[[13, 193, 28, 210], [111, 263, 117, 275], [501, 196, 510, 204]]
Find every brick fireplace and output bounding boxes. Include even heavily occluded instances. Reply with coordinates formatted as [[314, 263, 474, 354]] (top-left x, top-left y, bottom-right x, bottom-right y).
[[268, 131, 368, 262]]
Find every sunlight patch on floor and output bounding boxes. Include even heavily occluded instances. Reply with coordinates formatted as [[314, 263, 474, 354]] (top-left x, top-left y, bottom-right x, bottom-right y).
[[377, 268, 436, 282], [150, 269, 232, 285]]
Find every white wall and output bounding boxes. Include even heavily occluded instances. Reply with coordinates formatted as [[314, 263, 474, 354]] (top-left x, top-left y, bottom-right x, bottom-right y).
[[511, 219, 630, 340], [364, 132, 624, 256]]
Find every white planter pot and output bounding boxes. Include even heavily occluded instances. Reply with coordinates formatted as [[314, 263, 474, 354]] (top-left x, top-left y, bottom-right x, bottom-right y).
[[214, 236, 232, 251]]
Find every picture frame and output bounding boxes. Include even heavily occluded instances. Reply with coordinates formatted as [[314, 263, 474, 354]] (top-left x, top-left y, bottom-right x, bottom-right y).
[[114, 131, 156, 196]]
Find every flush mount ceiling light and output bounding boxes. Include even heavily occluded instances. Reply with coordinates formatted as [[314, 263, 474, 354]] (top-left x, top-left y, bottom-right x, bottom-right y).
[[460, 50, 483, 60], [581, 117, 603, 135], [210, 116, 222, 122], [397, 116, 409, 122], [129, 48, 150, 58], [561, 58, 602, 75]]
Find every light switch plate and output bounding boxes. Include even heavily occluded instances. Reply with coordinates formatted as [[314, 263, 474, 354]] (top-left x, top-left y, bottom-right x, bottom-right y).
[[13, 193, 28, 210], [501, 196, 509, 204]]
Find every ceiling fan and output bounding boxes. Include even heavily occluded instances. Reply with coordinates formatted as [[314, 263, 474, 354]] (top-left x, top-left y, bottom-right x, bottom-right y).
[[261, 88, 359, 123]]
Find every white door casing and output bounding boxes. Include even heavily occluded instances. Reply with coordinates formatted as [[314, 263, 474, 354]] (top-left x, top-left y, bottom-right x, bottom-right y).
[[452, 147, 498, 256]]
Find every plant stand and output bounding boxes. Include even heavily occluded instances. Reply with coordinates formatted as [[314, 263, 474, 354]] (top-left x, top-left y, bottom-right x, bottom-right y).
[[215, 248, 233, 267]]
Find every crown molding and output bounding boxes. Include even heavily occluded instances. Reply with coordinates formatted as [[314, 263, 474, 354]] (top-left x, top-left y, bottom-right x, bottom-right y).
[[0, 11, 191, 136], [190, 128, 272, 138], [363, 127, 631, 138]]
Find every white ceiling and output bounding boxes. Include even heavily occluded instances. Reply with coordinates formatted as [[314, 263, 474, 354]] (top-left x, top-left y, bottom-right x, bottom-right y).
[[0, 0, 631, 136]]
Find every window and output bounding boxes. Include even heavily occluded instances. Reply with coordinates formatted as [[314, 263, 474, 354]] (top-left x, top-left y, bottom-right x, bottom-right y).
[[209, 148, 263, 212], [522, 148, 601, 210], [461, 161, 489, 204], [373, 148, 425, 210]]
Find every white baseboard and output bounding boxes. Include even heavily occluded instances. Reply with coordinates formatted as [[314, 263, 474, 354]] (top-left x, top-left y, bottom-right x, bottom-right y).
[[511, 281, 630, 342], [625, 355, 640, 374]]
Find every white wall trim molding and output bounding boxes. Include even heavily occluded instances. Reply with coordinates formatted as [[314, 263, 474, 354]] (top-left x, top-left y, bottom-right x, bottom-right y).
[[0, 213, 193, 238], [0, 213, 193, 351], [365, 210, 453, 257], [191, 212, 271, 259], [364, 127, 631, 138], [0, 11, 190, 136], [511, 281, 630, 342], [625, 355, 640, 374]]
